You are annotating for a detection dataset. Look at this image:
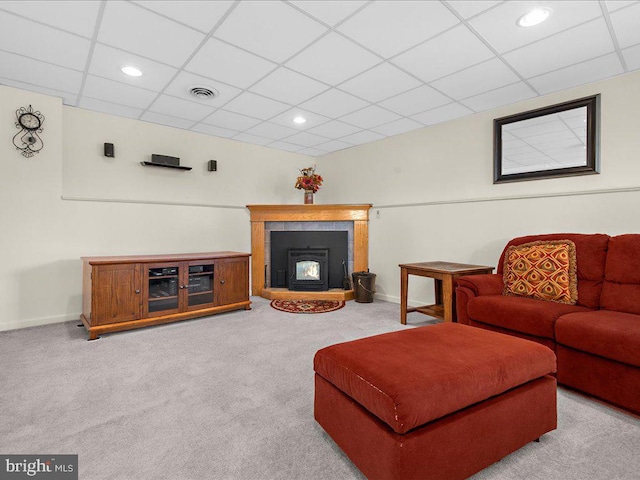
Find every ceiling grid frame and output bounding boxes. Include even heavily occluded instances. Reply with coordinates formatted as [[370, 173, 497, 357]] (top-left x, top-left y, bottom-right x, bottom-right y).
[[0, 0, 638, 156]]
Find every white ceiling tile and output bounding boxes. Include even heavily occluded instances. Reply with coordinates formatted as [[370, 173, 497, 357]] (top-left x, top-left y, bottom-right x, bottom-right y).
[[371, 118, 424, 136], [431, 57, 520, 100], [338, 1, 459, 58], [250, 68, 329, 105], [98, 1, 205, 67], [300, 89, 369, 117], [410, 102, 474, 126], [232, 132, 273, 146], [140, 111, 196, 130], [314, 140, 352, 152], [0, 0, 100, 38], [504, 19, 615, 78], [286, 32, 381, 85], [623, 43, 640, 70], [605, 1, 638, 12], [267, 141, 304, 153], [460, 82, 537, 112], [307, 120, 361, 138], [82, 75, 158, 109], [148, 94, 215, 121], [133, 1, 234, 33], [89, 44, 177, 92], [338, 63, 422, 102], [392, 25, 495, 83], [339, 130, 384, 145], [223, 92, 290, 120], [290, 1, 367, 26], [185, 37, 276, 89], [339, 105, 402, 129], [190, 123, 239, 138], [379, 85, 451, 116], [202, 109, 262, 131], [529, 54, 624, 95], [610, 2, 640, 48], [163, 71, 242, 108], [78, 97, 143, 120], [446, 1, 502, 19], [246, 122, 299, 141], [284, 132, 330, 148], [469, 1, 603, 54], [1, 78, 77, 106], [0, 50, 83, 95], [214, 1, 327, 63], [0, 13, 90, 70], [269, 108, 330, 131], [0, 0, 633, 155], [298, 147, 328, 156]]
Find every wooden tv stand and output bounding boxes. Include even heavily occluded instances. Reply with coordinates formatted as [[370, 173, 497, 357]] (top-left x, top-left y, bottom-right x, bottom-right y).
[[80, 252, 251, 340]]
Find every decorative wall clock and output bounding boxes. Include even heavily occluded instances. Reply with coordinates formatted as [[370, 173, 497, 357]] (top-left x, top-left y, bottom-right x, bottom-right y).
[[13, 105, 45, 157]]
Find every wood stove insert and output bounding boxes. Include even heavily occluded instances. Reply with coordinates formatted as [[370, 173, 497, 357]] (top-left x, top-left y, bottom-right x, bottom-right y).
[[288, 248, 329, 291]]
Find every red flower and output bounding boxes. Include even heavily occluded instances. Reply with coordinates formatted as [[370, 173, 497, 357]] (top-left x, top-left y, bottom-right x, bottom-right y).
[[295, 166, 323, 192]]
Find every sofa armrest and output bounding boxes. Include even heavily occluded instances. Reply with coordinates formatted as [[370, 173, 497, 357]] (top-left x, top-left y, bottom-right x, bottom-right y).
[[455, 274, 503, 325], [456, 274, 504, 296]]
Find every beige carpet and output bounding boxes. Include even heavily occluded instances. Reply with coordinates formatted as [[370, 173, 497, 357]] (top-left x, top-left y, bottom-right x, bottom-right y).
[[1, 297, 638, 479]]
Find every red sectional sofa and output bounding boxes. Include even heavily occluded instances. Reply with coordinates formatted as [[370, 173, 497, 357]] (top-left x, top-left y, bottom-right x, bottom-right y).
[[456, 233, 640, 414]]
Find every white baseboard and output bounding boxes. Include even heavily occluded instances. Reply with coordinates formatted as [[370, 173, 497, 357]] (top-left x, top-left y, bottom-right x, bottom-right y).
[[374, 293, 398, 303], [374, 293, 429, 308], [0, 313, 80, 332]]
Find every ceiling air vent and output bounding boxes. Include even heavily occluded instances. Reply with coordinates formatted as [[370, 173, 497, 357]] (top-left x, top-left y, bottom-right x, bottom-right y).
[[188, 86, 219, 100]]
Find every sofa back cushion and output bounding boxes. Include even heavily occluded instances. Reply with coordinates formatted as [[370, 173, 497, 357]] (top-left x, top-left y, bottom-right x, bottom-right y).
[[601, 234, 640, 314], [498, 233, 610, 309]]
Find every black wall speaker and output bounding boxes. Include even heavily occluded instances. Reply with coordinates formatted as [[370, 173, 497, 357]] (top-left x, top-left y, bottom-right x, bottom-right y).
[[104, 143, 114, 158], [208, 160, 217, 171]]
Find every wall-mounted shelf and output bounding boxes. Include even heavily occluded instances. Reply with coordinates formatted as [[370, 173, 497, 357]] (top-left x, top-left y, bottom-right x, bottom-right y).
[[140, 161, 192, 171]]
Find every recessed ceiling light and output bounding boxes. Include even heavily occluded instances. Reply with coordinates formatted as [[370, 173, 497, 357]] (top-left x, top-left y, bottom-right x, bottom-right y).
[[293, 116, 306, 124], [516, 7, 552, 27], [121, 65, 142, 77]]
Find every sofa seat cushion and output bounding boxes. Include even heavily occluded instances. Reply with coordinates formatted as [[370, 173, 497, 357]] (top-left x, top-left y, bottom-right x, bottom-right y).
[[313, 323, 556, 435], [555, 311, 640, 367], [467, 295, 591, 339]]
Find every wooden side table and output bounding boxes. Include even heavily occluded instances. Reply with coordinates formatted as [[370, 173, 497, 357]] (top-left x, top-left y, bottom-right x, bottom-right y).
[[399, 261, 494, 324]]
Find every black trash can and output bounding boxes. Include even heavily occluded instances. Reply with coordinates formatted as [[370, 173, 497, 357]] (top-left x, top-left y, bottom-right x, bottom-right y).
[[352, 271, 376, 303]]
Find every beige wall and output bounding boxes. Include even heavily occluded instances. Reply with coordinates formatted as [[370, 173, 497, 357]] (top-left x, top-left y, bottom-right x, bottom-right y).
[[0, 84, 310, 331], [2, 70, 640, 331], [317, 71, 640, 306]]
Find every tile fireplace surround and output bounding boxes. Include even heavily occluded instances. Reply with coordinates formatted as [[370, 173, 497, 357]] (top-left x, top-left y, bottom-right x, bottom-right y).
[[246, 204, 372, 301]]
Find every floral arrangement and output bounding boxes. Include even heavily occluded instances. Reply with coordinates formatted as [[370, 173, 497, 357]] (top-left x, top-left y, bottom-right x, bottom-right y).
[[294, 166, 323, 193]]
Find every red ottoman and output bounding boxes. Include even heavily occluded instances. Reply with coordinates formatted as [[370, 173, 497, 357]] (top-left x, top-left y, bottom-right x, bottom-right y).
[[314, 323, 557, 480]]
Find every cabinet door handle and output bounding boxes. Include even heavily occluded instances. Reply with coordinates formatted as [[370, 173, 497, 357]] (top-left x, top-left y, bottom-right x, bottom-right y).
[[179, 285, 186, 289], [135, 289, 140, 294], [220, 280, 225, 285]]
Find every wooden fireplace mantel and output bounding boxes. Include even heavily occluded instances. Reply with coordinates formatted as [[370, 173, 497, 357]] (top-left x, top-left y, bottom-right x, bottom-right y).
[[246, 204, 372, 299]]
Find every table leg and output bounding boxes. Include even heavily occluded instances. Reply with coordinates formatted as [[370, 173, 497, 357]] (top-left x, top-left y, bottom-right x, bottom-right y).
[[442, 275, 454, 323], [400, 268, 408, 325], [434, 278, 443, 305]]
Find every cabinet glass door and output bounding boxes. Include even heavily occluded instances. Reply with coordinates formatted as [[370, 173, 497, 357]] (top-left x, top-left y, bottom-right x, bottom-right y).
[[147, 264, 180, 315], [187, 262, 215, 310]]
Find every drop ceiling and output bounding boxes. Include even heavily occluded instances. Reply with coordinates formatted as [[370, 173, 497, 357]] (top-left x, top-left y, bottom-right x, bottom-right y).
[[1, 0, 638, 157]]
